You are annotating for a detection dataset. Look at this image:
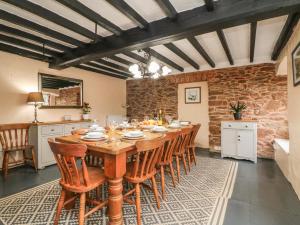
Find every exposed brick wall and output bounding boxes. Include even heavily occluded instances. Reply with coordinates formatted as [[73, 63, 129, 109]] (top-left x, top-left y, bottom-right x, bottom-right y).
[[126, 63, 288, 158], [55, 87, 81, 106]]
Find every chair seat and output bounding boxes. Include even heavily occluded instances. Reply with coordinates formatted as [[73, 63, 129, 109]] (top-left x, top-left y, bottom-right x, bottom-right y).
[[60, 166, 106, 193], [124, 162, 156, 183], [3, 145, 33, 152]]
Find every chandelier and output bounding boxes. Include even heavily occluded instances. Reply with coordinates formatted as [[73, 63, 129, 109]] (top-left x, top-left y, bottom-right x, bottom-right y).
[[128, 49, 172, 79]]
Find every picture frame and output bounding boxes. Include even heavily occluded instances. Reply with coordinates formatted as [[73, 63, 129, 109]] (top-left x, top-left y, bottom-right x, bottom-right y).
[[292, 41, 300, 87], [185, 87, 201, 104]]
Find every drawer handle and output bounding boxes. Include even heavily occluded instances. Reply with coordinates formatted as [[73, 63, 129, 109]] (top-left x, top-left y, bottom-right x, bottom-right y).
[[238, 135, 240, 137], [51, 129, 55, 131], [72, 127, 75, 129], [237, 139, 240, 141], [245, 125, 248, 128], [228, 125, 231, 127]]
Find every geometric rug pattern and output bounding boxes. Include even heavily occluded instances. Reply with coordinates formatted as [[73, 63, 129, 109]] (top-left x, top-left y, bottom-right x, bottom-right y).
[[0, 156, 238, 225]]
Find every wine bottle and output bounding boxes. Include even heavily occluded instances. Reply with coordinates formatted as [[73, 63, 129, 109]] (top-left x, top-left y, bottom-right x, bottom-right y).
[[158, 109, 163, 126]]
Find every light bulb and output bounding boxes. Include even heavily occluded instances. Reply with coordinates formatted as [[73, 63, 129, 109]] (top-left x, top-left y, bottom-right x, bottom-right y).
[[129, 64, 139, 73], [151, 73, 160, 79], [133, 70, 142, 79], [162, 66, 171, 76], [148, 61, 160, 73]]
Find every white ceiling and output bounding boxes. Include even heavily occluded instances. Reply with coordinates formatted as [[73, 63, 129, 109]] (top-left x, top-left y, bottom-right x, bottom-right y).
[[0, 0, 288, 77]]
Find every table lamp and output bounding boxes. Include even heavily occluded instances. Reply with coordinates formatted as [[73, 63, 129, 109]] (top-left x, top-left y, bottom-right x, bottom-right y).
[[27, 92, 44, 123]]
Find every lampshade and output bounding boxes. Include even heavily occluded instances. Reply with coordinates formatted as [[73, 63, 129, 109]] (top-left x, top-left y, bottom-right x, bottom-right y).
[[27, 92, 44, 104]]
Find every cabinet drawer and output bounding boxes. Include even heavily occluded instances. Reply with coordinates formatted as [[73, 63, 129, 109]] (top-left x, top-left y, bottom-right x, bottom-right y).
[[79, 122, 92, 129], [64, 124, 81, 134], [41, 125, 64, 136], [222, 122, 256, 130]]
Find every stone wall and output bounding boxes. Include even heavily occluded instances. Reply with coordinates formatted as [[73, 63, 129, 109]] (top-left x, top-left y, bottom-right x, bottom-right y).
[[126, 63, 288, 158]]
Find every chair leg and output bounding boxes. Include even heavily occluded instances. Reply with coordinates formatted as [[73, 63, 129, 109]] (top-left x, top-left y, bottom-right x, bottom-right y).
[[160, 166, 166, 200], [182, 153, 188, 175], [135, 183, 142, 225], [96, 186, 102, 201], [31, 147, 38, 172], [79, 193, 86, 225], [2, 152, 9, 178], [151, 176, 160, 209], [54, 189, 66, 225], [187, 148, 191, 172], [169, 162, 176, 187], [175, 156, 180, 183], [192, 147, 197, 166]]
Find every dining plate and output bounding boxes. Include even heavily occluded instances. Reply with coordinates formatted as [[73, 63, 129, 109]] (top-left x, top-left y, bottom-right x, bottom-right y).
[[122, 135, 146, 140], [81, 136, 107, 142]]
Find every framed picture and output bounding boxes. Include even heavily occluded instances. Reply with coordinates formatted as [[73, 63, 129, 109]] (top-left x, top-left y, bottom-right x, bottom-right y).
[[185, 87, 201, 104], [292, 42, 300, 87]]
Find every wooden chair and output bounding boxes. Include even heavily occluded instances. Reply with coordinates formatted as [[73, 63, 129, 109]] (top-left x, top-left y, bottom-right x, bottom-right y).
[[173, 127, 193, 182], [48, 139, 107, 225], [71, 128, 103, 168], [123, 137, 165, 225], [0, 123, 37, 178], [157, 131, 181, 200], [187, 124, 201, 169]]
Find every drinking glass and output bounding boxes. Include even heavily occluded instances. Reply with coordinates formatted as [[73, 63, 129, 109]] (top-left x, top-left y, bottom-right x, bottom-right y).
[[165, 115, 173, 125], [131, 119, 139, 129], [108, 120, 118, 142]]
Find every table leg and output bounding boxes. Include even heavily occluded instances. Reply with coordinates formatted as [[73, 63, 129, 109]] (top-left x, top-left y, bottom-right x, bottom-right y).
[[104, 153, 127, 225]]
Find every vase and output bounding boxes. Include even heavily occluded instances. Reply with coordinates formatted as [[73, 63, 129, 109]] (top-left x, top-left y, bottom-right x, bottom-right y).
[[233, 113, 242, 120], [82, 114, 90, 120]]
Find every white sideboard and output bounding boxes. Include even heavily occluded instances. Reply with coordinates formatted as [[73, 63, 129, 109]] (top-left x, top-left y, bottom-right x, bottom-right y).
[[29, 120, 92, 169], [221, 121, 257, 163]]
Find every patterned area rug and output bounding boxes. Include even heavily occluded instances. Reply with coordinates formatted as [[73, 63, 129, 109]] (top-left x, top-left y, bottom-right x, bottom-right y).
[[0, 156, 238, 225]]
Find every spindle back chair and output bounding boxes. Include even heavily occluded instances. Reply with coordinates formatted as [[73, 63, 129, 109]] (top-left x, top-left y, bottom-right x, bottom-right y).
[[124, 137, 165, 225], [173, 127, 193, 182], [0, 123, 37, 178], [188, 124, 201, 167], [157, 130, 181, 199], [48, 139, 107, 225]]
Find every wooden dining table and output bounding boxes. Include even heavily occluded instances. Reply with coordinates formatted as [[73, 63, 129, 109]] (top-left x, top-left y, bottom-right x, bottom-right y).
[[55, 130, 165, 225]]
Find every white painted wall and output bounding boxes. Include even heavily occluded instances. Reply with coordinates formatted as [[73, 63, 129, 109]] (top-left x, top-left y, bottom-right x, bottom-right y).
[[277, 21, 300, 199], [178, 82, 209, 148], [0, 51, 126, 169]]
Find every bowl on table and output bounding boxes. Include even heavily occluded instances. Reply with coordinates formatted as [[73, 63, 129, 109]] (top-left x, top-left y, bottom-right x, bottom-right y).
[[151, 126, 168, 133], [122, 130, 145, 139], [81, 132, 107, 141], [168, 123, 181, 129], [180, 121, 190, 126]]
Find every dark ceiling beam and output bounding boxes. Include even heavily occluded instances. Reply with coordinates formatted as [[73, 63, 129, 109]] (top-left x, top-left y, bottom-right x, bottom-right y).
[[75, 65, 128, 79], [144, 48, 184, 72], [85, 62, 131, 77], [250, 22, 257, 63], [106, 0, 148, 29], [216, 29, 234, 65], [3, 0, 101, 41], [122, 52, 148, 64], [0, 33, 60, 57], [204, 0, 214, 11], [55, 0, 122, 36], [187, 37, 215, 68], [0, 24, 70, 52], [164, 43, 199, 70], [95, 59, 129, 72], [154, 0, 177, 19], [0, 42, 52, 62], [50, 0, 300, 69], [109, 55, 133, 66], [271, 13, 300, 60], [0, 10, 85, 47]]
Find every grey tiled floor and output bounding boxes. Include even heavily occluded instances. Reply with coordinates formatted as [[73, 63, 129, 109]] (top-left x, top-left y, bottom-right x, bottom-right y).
[[0, 149, 299, 225]]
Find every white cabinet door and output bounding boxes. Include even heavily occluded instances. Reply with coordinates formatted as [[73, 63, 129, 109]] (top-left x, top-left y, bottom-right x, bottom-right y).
[[221, 129, 237, 156], [41, 136, 57, 166], [237, 130, 254, 158]]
